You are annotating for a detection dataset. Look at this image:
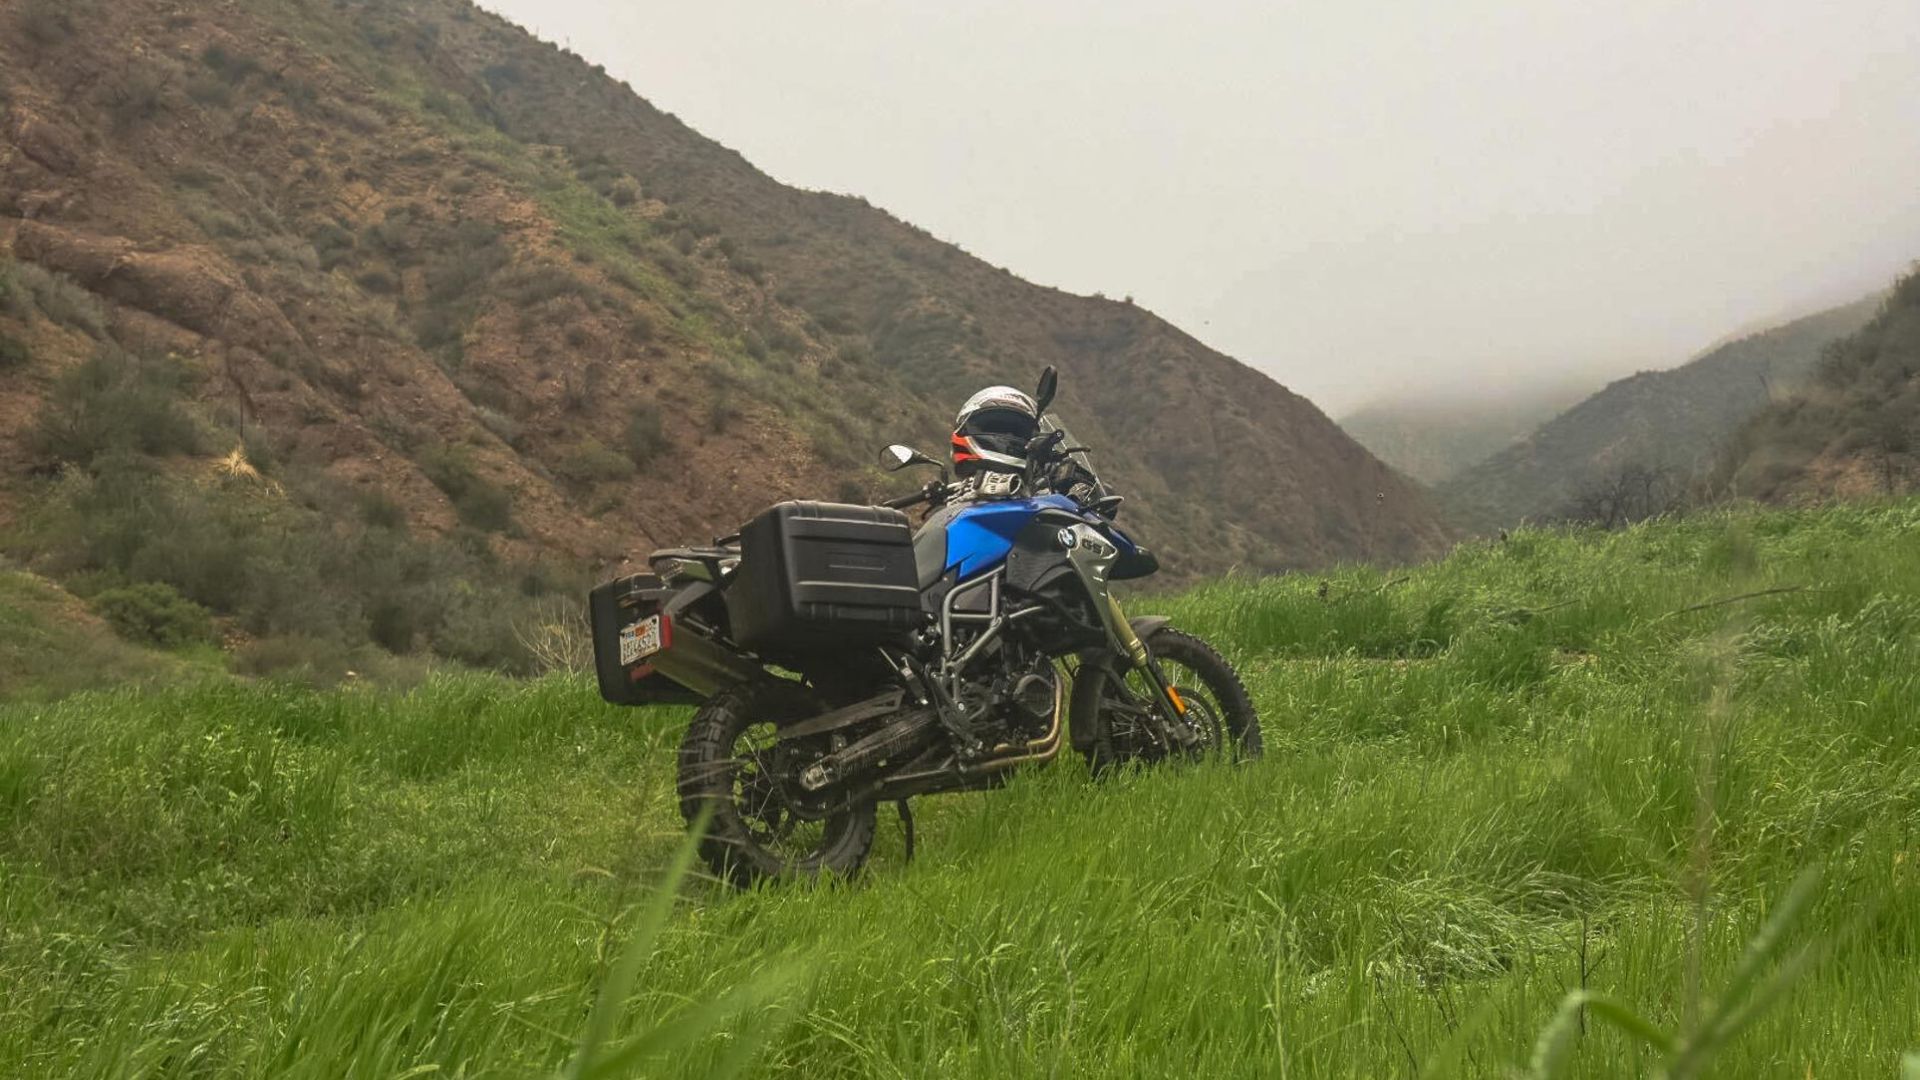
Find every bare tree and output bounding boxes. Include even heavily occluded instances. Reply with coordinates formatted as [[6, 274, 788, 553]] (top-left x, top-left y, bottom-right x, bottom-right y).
[[1564, 463, 1681, 529]]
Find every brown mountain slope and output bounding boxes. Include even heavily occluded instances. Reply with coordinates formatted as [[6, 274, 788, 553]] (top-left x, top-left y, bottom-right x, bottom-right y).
[[0, 0, 1448, 596], [1719, 269, 1920, 500], [400, 0, 1451, 570]]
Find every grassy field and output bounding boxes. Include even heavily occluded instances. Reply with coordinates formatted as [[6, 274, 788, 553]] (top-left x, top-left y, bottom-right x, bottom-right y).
[[3, 500, 1918, 1077]]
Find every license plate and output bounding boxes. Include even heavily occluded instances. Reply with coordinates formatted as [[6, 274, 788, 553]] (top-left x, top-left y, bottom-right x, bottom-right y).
[[618, 615, 663, 666]]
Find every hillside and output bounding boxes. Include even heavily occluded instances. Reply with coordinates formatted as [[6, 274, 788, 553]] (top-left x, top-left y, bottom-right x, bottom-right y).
[[0, 0, 1449, 676], [0, 559, 202, 701], [1438, 297, 1879, 530], [6, 499, 1918, 1075], [1720, 268, 1920, 500], [1339, 377, 1598, 486]]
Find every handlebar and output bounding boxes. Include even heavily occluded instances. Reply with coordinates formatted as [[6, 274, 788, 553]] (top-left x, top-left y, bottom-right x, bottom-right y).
[[882, 479, 949, 511]]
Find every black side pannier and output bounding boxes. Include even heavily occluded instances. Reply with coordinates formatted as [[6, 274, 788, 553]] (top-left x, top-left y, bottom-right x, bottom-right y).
[[727, 501, 921, 662], [589, 573, 703, 706]]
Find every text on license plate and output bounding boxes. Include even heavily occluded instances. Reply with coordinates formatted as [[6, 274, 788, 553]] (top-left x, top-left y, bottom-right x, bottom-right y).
[[619, 615, 663, 666]]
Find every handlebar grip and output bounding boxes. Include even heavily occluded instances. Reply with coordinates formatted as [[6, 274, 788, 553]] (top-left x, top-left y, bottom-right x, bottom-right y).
[[882, 491, 927, 510]]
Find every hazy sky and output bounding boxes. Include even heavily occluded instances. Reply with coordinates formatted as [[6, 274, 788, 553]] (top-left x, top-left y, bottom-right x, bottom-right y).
[[478, 0, 1920, 415]]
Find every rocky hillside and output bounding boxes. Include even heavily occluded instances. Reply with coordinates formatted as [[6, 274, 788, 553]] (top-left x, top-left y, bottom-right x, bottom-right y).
[[1339, 378, 1598, 487], [1719, 270, 1920, 500], [0, 0, 1450, 624], [1437, 297, 1879, 530]]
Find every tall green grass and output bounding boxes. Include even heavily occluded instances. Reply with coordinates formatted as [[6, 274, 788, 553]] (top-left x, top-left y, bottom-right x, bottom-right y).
[[3, 500, 1918, 1076]]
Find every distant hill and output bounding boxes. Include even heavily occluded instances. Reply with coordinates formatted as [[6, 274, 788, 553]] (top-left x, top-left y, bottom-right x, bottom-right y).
[[1719, 270, 1920, 500], [1438, 297, 1880, 530], [1340, 378, 1600, 486]]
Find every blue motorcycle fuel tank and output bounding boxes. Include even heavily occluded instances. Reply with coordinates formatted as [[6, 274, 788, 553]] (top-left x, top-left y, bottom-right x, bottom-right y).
[[942, 494, 1137, 581]]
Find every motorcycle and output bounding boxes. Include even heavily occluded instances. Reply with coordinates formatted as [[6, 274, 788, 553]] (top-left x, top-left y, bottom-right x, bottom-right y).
[[588, 366, 1261, 885]]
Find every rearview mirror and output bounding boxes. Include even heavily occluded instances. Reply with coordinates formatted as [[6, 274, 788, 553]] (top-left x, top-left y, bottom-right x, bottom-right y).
[[880, 444, 935, 471], [1035, 366, 1058, 412]]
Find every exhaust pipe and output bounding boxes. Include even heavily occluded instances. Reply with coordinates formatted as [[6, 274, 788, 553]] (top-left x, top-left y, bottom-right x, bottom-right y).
[[797, 708, 942, 791]]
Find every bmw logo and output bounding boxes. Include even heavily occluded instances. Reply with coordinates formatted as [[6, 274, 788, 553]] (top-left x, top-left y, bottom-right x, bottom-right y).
[[1057, 527, 1078, 551]]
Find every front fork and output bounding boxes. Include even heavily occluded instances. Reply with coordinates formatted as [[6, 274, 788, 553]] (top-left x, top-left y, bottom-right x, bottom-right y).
[[1102, 595, 1200, 748]]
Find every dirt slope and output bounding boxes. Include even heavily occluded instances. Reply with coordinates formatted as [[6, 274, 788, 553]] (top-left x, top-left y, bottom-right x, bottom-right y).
[[0, 0, 1450, 579]]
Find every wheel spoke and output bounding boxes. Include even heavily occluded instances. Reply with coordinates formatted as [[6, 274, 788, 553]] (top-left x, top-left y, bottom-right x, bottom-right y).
[[1099, 648, 1249, 766], [726, 722, 829, 859]]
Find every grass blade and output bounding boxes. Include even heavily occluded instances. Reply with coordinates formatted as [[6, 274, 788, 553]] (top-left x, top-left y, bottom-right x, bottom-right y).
[[562, 807, 710, 1080], [576, 963, 803, 1080], [1530, 991, 1674, 1079]]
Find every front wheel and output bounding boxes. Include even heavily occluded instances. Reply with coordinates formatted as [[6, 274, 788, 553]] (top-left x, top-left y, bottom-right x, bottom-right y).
[[677, 682, 878, 887], [1074, 628, 1262, 773]]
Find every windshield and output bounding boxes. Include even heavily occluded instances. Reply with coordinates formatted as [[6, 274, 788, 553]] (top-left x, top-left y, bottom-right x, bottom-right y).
[[1037, 413, 1107, 500]]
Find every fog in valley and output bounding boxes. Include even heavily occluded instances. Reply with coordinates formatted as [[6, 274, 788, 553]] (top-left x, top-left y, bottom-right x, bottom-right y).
[[480, 0, 1920, 417]]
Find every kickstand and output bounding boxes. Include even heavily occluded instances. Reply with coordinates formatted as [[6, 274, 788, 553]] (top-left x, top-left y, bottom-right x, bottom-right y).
[[895, 799, 916, 864]]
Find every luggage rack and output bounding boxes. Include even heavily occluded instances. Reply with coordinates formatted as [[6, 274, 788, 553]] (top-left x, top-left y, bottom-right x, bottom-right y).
[[648, 546, 738, 584]]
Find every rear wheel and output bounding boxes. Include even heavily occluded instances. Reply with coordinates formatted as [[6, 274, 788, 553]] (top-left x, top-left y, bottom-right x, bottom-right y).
[[677, 682, 877, 887], [1076, 628, 1261, 773]]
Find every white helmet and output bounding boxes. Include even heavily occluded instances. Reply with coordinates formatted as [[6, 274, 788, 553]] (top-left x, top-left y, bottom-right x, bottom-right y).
[[951, 385, 1039, 476]]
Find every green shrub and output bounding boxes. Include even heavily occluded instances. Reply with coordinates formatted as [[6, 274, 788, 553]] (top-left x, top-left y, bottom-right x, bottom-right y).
[[0, 334, 27, 370], [231, 633, 359, 685], [230, 235, 321, 270], [606, 178, 641, 208], [10, 454, 565, 676], [19, 0, 77, 46], [102, 64, 168, 130], [432, 590, 535, 673], [6, 263, 109, 338], [185, 76, 234, 108], [481, 62, 524, 92], [173, 166, 222, 191], [277, 75, 320, 113], [553, 438, 634, 489], [411, 307, 463, 350], [419, 447, 513, 533], [726, 251, 767, 283], [355, 269, 399, 295], [310, 223, 357, 269], [420, 88, 470, 124], [455, 486, 513, 533], [708, 394, 742, 433], [184, 201, 255, 241], [623, 403, 667, 463], [356, 490, 408, 530], [90, 582, 215, 648], [200, 44, 262, 84], [496, 264, 594, 308], [473, 406, 522, 448], [360, 207, 421, 266], [29, 347, 201, 467]]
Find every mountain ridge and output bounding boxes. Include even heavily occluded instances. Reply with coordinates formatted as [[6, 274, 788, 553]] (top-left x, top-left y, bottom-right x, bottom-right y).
[[0, 0, 1450, 594], [1436, 295, 1880, 529]]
